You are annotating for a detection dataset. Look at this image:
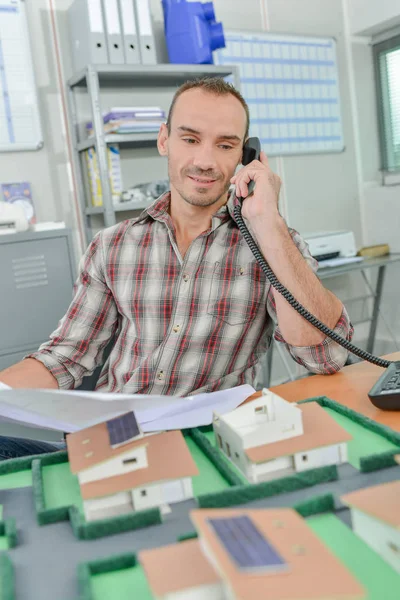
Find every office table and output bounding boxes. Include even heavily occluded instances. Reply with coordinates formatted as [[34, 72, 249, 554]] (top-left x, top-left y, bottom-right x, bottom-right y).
[[250, 351, 400, 431], [265, 253, 400, 387]]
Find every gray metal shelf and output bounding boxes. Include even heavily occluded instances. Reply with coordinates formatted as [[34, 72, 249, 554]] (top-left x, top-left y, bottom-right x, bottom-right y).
[[68, 64, 236, 88], [66, 63, 240, 244], [77, 132, 159, 152], [85, 201, 152, 215]]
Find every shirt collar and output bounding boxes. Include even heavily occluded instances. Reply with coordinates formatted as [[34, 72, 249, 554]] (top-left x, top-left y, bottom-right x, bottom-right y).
[[136, 188, 240, 228]]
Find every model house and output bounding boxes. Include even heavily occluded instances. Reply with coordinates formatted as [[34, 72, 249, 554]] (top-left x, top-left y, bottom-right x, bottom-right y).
[[66, 412, 199, 522], [139, 507, 365, 600], [341, 480, 400, 574], [212, 389, 352, 483]]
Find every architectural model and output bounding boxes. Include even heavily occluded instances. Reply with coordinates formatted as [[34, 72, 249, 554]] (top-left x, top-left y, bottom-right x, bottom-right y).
[[341, 479, 400, 574], [66, 411, 199, 521], [139, 507, 366, 599], [212, 389, 352, 482]]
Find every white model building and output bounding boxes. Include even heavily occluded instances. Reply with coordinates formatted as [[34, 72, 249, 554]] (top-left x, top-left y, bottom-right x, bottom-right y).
[[213, 389, 351, 483], [341, 480, 400, 574], [67, 412, 199, 522]]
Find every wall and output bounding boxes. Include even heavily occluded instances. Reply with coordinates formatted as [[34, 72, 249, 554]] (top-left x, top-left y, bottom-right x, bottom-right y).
[[349, 0, 400, 36], [2, 0, 397, 384], [351, 18, 400, 351], [0, 0, 83, 257]]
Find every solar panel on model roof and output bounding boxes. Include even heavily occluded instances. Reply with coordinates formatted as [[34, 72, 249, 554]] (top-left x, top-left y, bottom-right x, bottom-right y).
[[106, 412, 141, 447], [208, 515, 288, 573]]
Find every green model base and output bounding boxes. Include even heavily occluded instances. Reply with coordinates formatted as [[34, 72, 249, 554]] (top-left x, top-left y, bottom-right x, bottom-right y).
[[300, 397, 400, 471], [308, 513, 400, 599], [31, 453, 162, 539], [78, 552, 153, 600]]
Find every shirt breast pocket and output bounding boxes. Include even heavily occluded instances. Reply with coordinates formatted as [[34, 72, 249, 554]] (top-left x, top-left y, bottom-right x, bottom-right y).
[[207, 261, 263, 326]]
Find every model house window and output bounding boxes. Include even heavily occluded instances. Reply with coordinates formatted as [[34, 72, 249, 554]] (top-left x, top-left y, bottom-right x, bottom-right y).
[[225, 442, 231, 457], [123, 457, 138, 465], [282, 424, 295, 433], [302, 454, 308, 462], [234, 452, 240, 460], [254, 406, 266, 414], [373, 35, 400, 173], [217, 434, 222, 449], [388, 541, 400, 554], [140, 490, 147, 497]]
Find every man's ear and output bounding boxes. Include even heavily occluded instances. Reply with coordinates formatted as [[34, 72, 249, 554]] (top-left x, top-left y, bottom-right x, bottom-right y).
[[157, 123, 168, 157]]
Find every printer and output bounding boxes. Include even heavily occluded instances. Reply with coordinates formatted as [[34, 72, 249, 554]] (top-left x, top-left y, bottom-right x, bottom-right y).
[[0, 202, 29, 235], [304, 230, 357, 262]]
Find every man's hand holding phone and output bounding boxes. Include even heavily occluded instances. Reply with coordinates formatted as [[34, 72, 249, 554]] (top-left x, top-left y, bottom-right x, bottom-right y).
[[230, 149, 282, 225]]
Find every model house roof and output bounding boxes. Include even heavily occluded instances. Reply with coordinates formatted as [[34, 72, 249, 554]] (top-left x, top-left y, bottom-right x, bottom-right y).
[[78, 430, 199, 500], [341, 480, 400, 530], [139, 538, 220, 596], [67, 417, 148, 473], [244, 402, 352, 463], [190, 508, 365, 600]]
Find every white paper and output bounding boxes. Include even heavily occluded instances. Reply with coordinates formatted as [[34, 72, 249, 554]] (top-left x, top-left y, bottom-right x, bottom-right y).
[[0, 385, 255, 434], [142, 385, 255, 431]]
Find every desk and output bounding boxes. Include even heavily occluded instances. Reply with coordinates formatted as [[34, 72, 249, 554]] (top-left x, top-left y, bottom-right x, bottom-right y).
[[251, 351, 400, 431], [265, 253, 400, 387]]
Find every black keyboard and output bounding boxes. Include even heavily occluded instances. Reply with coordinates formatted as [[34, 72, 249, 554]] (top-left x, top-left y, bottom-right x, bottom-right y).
[[368, 361, 400, 410]]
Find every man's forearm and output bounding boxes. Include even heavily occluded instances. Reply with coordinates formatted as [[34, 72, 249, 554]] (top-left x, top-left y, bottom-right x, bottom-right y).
[[251, 213, 343, 346], [0, 358, 58, 389]]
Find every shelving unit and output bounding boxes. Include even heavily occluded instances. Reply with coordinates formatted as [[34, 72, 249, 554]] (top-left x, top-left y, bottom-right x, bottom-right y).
[[66, 64, 240, 244]]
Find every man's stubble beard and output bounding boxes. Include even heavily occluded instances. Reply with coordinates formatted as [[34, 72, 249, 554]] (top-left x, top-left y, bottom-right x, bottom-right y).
[[169, 164, 232, 208], [180, 183, 231, 208]]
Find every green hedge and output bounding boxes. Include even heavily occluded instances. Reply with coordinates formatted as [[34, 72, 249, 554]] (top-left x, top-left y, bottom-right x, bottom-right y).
[[197, 464, 338, 508], [78, 553, 137, 600], [0, 554, 15, 600]]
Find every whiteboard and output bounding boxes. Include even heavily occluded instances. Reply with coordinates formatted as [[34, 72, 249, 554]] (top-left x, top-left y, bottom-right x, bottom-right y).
[[0, 0, 43, 152], [215, 30, 344, 156]]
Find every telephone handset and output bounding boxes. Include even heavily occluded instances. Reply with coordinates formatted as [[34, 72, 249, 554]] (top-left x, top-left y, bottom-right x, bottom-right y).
[[240, 137, 261, 198], [234, 137, 395, 407]]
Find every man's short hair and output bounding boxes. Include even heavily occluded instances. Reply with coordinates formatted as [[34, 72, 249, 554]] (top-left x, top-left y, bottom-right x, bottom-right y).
[[166, 77, 250, 142]]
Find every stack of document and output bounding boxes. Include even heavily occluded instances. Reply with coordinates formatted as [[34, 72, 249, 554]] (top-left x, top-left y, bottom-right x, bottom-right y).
[[0, 385, 255, 440], [86, 106, 166, 136]]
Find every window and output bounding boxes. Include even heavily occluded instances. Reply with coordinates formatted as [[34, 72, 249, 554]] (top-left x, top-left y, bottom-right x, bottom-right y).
[[217, 434, 222, 449], [140, 490, 147, 497], [225, 442, 231, 457], [374, 36, 400, 172], [302, 454, 308, 462], [123, 457, 137, 465]]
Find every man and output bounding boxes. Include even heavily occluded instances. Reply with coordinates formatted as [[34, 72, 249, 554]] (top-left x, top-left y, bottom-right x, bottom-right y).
[[0, 78, 352, 457]]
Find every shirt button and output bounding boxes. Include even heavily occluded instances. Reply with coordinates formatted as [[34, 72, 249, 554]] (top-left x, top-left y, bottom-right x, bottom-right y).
[[157, 371, 164, 380], [239, 267, 245, 275], [183, 274, 189, 282], [173, 325, 181, 333]]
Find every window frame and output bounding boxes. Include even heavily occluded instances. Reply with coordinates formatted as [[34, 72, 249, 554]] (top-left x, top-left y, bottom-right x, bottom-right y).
[[373, 34, 400, 174]]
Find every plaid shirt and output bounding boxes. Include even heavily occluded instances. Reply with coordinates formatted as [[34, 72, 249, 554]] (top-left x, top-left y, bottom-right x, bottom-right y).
[[29, 191, 353, 395]]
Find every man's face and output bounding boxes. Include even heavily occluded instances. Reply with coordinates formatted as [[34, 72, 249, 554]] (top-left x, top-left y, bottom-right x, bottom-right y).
[[158, 89, 246, 208]]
